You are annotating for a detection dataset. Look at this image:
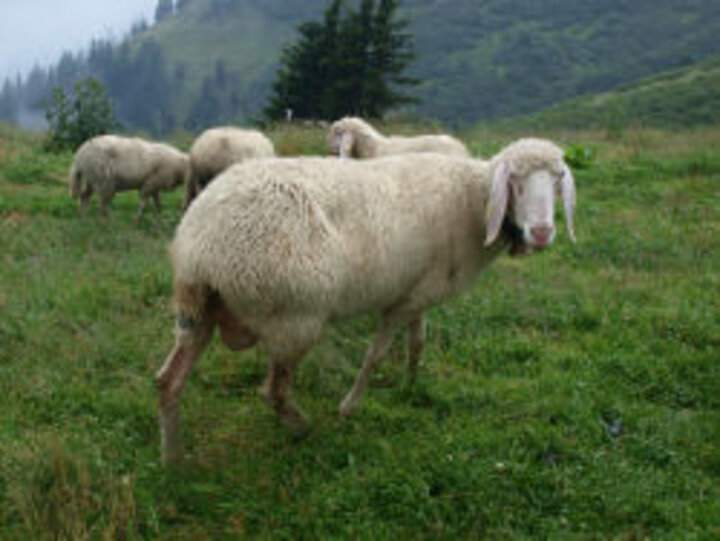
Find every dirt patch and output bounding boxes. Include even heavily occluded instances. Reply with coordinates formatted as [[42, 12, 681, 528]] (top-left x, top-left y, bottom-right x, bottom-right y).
[[2, 211, 28, 229]]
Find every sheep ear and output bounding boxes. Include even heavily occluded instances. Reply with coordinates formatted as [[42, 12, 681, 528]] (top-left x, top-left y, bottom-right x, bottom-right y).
[[339, 132, 354, 158], [560, 164, 577, 243], [485, 161, 511, 246]]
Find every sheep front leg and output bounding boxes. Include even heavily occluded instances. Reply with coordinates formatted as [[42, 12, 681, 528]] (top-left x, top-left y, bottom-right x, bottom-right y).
[[182, 178, 199, 210], [137, 183, 159, 223], [156, 317, 213, 464], [98, 189, 114, 219], [339, 320, 399, 416], [136, 193, 150, 223], [407, 314, 426, 383]]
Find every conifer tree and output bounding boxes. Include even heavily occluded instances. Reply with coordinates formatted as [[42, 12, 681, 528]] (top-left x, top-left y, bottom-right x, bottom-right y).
[[0, 80, 18, 123], [155, 0, 174, 24], [263, 0, 417, 121], [364, 0, 418, 117], [264, 0, 343, 120]]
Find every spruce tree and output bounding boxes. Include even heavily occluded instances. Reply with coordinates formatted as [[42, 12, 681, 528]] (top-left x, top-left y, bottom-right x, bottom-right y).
[[0, 80, 18, 123], [364, 0, 418, 117], [155, 0, 174, 24], [264, 0, 343, 120], [263, 0, 417, 121]]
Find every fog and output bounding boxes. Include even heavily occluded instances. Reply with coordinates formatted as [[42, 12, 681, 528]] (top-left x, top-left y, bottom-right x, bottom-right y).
[[0, 0, 157, 82]]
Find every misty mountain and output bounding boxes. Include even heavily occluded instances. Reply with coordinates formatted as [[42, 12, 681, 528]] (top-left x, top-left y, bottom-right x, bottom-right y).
[[3, 0, 720, 133]]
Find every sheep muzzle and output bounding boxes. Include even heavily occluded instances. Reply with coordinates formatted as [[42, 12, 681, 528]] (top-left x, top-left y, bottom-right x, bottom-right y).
[[502, 218, 529, 256]]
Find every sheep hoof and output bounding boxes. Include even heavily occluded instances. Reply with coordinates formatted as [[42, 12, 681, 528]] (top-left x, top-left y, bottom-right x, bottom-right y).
[[280, 408, 311, 439], [338, 396, 357, 417], [257, 387, 311, 437]]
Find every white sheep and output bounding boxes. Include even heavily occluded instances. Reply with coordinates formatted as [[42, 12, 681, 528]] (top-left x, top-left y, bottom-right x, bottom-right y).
[[69, 135, 189, 221], [184, 126, 276, 208], [328, 116, 471, 158], [155, 138, 577, 462]]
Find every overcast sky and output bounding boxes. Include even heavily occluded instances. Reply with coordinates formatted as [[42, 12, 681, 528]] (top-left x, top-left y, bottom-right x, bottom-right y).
[[0, 0, 157, 82]]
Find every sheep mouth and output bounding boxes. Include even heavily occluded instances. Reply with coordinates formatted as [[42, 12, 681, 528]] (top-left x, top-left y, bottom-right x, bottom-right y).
[[502, 219, 529, 256]]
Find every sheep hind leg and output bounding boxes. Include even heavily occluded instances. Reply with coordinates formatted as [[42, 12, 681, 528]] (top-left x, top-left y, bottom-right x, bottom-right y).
[[258, 319, 323, 436], [339, 319, 399, 416], [155, 316, 214, 464], [258, 361, 310, 437], [79, 185, 93, 216], [406, 314, 426, 384]]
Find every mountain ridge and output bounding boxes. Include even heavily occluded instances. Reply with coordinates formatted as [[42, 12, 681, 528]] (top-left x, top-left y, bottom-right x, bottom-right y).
[[142, 0, 720, 125], [3, 0, 720, 132]]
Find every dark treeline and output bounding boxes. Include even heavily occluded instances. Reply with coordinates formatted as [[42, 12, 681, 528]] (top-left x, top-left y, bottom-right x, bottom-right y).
[[0, 39, 174, 136], [0, 40, 238, 136], [0, 0, 241, 136]]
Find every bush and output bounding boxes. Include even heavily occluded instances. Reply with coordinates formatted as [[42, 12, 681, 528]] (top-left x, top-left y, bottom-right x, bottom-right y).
[[44, 78, 119, 153], [564, 142, 597, 169]]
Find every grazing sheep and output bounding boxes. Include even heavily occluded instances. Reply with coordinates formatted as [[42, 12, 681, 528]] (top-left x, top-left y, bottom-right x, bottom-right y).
[[69, 135, 189, 221], [328, 116, 470, 159], [156, 138, 577, 462], [184, 126, 276, 208]]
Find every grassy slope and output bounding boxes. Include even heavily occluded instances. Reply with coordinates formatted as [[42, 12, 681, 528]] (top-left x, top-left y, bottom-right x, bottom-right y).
[[1, 124, 719, 537], [496, 54, 720, 131]]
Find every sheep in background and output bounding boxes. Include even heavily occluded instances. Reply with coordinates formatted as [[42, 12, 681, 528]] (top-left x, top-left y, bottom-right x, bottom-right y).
[[156, 138, 577, 462], [69, 135, 189, 221], [184, 126, 275, 208], [328, 116, 470, 159]]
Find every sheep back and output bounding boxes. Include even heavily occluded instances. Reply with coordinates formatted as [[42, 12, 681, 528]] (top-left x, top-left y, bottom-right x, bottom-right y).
[[171, 155, 496, 328], [189, 127, 275, 187], [330, 117, 470, 159]]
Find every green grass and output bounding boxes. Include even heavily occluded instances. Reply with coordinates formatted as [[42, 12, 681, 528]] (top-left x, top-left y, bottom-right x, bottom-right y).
[[1, 123, 718, 538]]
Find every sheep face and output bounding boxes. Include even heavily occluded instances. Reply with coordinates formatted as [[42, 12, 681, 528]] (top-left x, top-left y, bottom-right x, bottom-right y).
[[485, 161, 576, 254], [328, 124, 353, 158], [510, 169, 559, 250]]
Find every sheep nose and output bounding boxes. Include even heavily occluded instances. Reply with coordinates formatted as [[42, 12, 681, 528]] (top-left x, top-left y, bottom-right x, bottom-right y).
[[530, 225, 554, 246]]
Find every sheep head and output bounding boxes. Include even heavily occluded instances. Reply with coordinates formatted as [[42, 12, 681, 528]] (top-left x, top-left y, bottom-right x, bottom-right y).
[[328, 118, 356, 158], [484, 138, 577, 254]]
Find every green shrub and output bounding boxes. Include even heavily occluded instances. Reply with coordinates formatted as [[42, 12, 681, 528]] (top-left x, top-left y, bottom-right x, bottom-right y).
[[44, 78, 119, 153], [564, 142, 597, 169]]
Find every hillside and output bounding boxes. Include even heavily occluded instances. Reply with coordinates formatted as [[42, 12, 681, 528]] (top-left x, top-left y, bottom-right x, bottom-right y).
[[138, 0, 720, 126], [3, 0, 720, 132], [138, 0, 328, 119], [495, 53, 720, 131]]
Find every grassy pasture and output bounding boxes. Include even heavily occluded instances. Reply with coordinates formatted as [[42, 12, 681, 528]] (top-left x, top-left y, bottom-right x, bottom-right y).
[[0, 124, 718, 538]]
